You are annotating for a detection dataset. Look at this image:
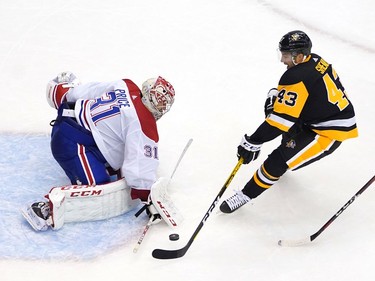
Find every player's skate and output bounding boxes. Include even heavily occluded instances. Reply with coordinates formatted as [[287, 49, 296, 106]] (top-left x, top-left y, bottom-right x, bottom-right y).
[[220, 190, 251, 213], [21, 202, 53, 231]]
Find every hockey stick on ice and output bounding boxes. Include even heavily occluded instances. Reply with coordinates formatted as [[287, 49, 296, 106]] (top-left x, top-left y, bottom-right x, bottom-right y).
[[133, 138, 193, 252], [152, 158, 244, 259], [278, 174, 375, 247]]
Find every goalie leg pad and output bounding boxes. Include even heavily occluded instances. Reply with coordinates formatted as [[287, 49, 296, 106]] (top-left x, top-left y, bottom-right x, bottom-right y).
[[47, 178, 140, 230]]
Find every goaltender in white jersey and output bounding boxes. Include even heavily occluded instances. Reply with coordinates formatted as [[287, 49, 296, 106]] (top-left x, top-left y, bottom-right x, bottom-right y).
[[22, 72, 182, 231]]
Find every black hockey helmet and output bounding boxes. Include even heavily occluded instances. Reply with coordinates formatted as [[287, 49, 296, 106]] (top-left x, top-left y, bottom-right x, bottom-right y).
[[279, 30, 312, 56]]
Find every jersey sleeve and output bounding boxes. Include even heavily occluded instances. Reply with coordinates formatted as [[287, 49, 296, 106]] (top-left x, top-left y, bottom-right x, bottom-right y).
[[248, 121, 283, 143], [121, 129, 159, 191], [66, 81, 116, 102], [266, 76, 309, 132]]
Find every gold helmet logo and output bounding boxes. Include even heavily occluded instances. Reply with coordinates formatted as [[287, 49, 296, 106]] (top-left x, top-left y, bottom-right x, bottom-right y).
[[290, 33, 300, 41]]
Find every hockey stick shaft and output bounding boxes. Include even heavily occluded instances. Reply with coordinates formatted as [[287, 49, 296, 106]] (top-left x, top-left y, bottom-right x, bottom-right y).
[[279, 174, 375, 247], [133, 217, 154, 253], [152, 158, 244, 259], [133, 139, 193, 252], [169, 138, 193, 182]]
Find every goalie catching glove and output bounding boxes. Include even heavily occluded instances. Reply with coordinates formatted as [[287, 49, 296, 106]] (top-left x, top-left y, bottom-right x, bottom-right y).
[[46, 71, 81, 109]]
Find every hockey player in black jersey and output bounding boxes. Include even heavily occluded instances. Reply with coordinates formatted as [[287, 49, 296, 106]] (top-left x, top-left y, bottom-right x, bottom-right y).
[[220, 30, 358, 213]]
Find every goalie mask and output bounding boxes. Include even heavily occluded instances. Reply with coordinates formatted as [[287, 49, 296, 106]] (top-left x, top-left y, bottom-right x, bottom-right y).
[[141, 76, 175, 120]]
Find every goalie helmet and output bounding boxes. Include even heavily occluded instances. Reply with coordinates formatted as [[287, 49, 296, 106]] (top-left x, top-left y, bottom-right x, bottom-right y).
[[279, 30, 312, 56], [141, 76, 175, 120]]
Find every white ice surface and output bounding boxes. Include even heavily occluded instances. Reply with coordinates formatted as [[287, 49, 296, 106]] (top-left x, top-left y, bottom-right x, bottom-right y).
[[0, 0, 374, 280]]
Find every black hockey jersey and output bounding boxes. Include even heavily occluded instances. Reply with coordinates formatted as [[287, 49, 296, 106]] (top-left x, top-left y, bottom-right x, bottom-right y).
[[265, 53, 358, 141]]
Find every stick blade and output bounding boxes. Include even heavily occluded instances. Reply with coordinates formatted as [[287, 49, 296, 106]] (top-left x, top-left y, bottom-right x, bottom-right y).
[[278, 236, 312, 247], [152, 246, 188, 259]]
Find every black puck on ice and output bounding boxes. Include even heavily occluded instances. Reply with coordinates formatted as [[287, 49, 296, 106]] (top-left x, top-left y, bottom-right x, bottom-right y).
[[169, 233, 179, 241]]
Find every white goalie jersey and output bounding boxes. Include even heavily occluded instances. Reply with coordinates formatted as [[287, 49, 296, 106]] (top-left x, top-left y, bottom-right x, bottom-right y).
[[66, 79, 159, 191]]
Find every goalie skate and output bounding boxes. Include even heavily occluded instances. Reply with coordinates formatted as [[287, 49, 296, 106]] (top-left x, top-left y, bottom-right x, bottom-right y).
[[21, 202, 53, 231]]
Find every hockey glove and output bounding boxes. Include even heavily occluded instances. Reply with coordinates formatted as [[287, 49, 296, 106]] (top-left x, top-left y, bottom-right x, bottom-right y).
[[264, 88, 278, 117], [46, 71, 81, 109], [237, 135, 262, 164]]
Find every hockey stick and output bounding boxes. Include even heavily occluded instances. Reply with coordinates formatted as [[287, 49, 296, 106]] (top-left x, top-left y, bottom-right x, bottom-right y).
[[133, 216, 154, 253], [133, 138, 193, 252], [152, 158, 244, 259], [278, 174, 375, 247], [168, 138, 193, 184]]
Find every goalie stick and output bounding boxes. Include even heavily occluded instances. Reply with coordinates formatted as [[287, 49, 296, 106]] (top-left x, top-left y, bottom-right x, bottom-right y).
[[168, 138, 193, 184], [133, 138, 193, 252], [278, 174, 375, 247], [133, 216, 154, 253], [152, 158, 244, 259]]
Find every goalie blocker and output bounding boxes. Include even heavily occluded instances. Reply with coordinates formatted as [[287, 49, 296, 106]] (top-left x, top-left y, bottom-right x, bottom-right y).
[[21, 177, 183, 231]]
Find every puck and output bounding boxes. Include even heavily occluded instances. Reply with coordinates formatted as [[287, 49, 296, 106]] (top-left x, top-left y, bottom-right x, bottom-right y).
[[169, 233, 179, 241]]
